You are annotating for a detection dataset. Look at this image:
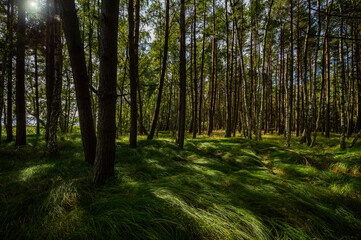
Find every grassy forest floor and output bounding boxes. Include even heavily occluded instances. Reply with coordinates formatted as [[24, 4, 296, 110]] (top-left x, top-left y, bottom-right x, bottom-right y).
[[1, 131, 361, 239]]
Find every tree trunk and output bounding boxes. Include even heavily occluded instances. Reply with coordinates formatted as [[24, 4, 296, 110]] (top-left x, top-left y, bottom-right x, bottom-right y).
[[208, 0, 216, 136], [225, 0, 232, 138], [230, 0, 251, 139], [177, 0, 186, 148], [34, 47, 40, 135], [148, 0, 170, 140], [338, 3, 346, 150], [325, 0, 331, 137], [286, 0, 293, 147], [198, 4, 206, 135], [300, 0, 311, 145], [129, 0, 137, 147], [6, 0, 14, 142], [356, 21, 361, 132], [48, 0, 63, 155], [46, 0, 55, 142], [92, 0, 120, 185], [192, 0, 198, 139], [0, 47, 5, 142], [256, 0, 273, 141], [60, 0, 97, 164], [15, 0, 26, 146]]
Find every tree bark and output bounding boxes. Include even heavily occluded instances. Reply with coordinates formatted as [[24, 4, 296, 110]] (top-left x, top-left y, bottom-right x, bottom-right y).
[[60, 0, 97, 164], [208, 0, 216, 136], [177, 0, 186, 148], [48, 0, 63, 155], [92, 0, 120, 185], [192, 0, 198, 139], [286, 0, 293, 147], [129, 0, 137, 147], [325, 0, 331, 137], [338, 3, 346, 150], [6, 0, 14, 142], [225, 0, 232, 138], [300, 0, 311, 145], [15, 0, 26, 146], [0, 46, 5, 142], [148, 0, 170, 140], [34, 47, 40, 135], [230, 0, 251, 139], [256, 0, 273, 141]]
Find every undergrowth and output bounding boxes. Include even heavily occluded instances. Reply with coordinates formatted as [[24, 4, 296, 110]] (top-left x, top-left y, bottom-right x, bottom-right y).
[[1, 132, 360, 239]]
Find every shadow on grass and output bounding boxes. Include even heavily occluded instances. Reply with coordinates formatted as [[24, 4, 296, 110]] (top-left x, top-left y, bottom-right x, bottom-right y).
[[1, 134, 361, 239]]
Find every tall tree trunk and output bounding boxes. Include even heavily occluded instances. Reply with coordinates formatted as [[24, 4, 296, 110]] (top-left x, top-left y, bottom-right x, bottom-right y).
[[60, 0, 97, 164], [192, 0, 198, 139], [356, 21, 361, 132], [325, 0, 331, 137], [92, 0, 120, 185], [286, 0, 293, 147], [48, 0, 63, 155], [148, 0, 170, 140], [129, 0, 137, 147], [348, 25, 355, 137], [46, 0, 55, 142], [225, 0, 232, 138], [6, 0, 14, 142], [34, 47, 40, 135], [198, 4, 206, 135], [0, 48, 5, 142], [208, 0, 216, 136], [310, 0, 324, 147], [305, 0, 321, 146], [230, 0, 251, 139], [177, 0, 186, 148], [15, 0, 26, 146], [338, 3, 346, 150], [256, 0, 273, 141], [300, 0, 311, 145], [295, 0, 300, 137]]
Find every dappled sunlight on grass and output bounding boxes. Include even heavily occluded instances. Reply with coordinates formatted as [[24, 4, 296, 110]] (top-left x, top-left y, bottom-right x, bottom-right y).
[[1, 133, 361, 239], [19, 164, 55, 182]]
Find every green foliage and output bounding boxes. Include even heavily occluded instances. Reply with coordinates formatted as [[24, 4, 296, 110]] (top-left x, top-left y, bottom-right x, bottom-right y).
[[1, 133, 361, 239]]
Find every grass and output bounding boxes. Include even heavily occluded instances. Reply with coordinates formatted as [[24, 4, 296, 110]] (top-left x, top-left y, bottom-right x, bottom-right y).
[[1, 131, 361, 239]]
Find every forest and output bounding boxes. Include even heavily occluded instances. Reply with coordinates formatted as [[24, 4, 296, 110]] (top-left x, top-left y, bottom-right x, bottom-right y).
[[0, 0, 361, 239]]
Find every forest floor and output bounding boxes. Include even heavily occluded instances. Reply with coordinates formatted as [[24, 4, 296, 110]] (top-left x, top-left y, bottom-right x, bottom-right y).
[[1, 131, 361, 239]]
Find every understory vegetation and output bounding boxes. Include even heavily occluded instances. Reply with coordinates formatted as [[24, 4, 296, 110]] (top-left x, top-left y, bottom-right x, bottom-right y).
[[1, 132, 360, 240]]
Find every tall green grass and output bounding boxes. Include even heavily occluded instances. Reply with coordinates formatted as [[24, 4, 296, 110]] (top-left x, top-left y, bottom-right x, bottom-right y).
[[1, 133, 360, 239]]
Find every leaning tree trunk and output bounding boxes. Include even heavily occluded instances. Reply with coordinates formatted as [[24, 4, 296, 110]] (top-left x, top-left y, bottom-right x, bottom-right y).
[[148, 0, 170, 140], [60, 0, 97, 164], [92, 0, 120, 185], [15, 0, 26, 146], [177, 0, 186, 149]]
